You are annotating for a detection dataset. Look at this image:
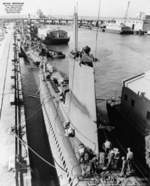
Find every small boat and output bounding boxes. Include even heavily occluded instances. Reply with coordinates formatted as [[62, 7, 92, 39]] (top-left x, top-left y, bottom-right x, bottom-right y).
[[43, 29, 70, 45], [47, 49, 65, 59], [105, 23, 133, 34]]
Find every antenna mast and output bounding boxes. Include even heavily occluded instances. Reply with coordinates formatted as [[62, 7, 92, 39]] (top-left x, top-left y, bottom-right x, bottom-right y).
[[124, 1, 130, 24], [74, 2, 78, 52], [95, 0, 101, 58]]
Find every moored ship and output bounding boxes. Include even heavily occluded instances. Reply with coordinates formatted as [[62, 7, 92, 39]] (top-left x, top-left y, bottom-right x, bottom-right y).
[[43, 29, 70, 45], [105, 23, 133, 34], [106, 71, 150, 180]]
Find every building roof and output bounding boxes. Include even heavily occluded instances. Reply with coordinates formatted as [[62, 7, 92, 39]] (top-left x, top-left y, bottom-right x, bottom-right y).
[[124, 71, 150, 100]]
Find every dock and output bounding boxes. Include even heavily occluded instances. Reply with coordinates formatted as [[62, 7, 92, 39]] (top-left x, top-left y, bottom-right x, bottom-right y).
[[1, 15, 150, 34], [0, 23, 31, 185]]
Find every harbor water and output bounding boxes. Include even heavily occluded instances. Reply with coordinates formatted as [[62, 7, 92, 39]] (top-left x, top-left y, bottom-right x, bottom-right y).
[[39, 25, 150, 114]]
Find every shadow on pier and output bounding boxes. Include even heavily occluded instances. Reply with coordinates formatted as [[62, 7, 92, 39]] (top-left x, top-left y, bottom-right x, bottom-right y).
[[20, 60, 59, 186]]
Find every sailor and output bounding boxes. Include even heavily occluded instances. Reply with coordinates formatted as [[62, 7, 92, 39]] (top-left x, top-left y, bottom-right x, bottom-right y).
[[106, 149, 114, 170], [78, 143, 86, 163], [72, 50, 80, 59], [103, 139, 112, 155], [83, 152, 90, 163], [58, 88, 65, 103], [120, 156, 127, 177], [99, 151, 106, 169], [86, 148, 96, 161], [64, 121, 70, 134], [52, 78, 59, 86], [67, 126, 75, 137], [64, 122, 75, 137], [47, 64, 53, 74], [80, 46, 93, 67], [113, 148, 120, 169], [81, 152, 91, 177], [89, 156, 99, 174], [79, 146, 96, 176], [58, 79, 69, 103], [126, 147, 134, 174], [45, 72, 51, 80]]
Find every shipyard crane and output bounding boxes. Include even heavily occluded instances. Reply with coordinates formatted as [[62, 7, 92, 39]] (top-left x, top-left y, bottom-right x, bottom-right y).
[[124, 1, 130, 23]]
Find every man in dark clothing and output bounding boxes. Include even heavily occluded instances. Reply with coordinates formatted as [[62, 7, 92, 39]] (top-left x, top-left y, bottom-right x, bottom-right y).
[[80, 46, 94, 67]]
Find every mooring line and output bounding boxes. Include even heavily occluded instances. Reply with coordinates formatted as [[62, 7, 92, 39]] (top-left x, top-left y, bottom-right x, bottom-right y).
[[0, 39, 11, 120]]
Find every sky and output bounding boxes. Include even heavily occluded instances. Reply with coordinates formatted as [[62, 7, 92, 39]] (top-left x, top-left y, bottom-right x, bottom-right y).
[[0, 0, 150, 18]]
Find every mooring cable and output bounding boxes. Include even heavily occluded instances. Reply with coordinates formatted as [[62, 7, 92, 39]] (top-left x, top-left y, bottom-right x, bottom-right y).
[[15, 133, 66, 173], [0, 41, 11, 119]]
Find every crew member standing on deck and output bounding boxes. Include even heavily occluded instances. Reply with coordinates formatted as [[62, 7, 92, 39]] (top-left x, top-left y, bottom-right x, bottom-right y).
[[126, 147, 134, 174], [103, 139, 112, 154], [120, 156, 127, 177], [64, 121, 75, 137], [80, 46, 94, 67]]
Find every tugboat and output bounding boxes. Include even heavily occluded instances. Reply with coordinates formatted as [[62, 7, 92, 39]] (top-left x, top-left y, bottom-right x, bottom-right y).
[[43, 29, 70, 45]]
